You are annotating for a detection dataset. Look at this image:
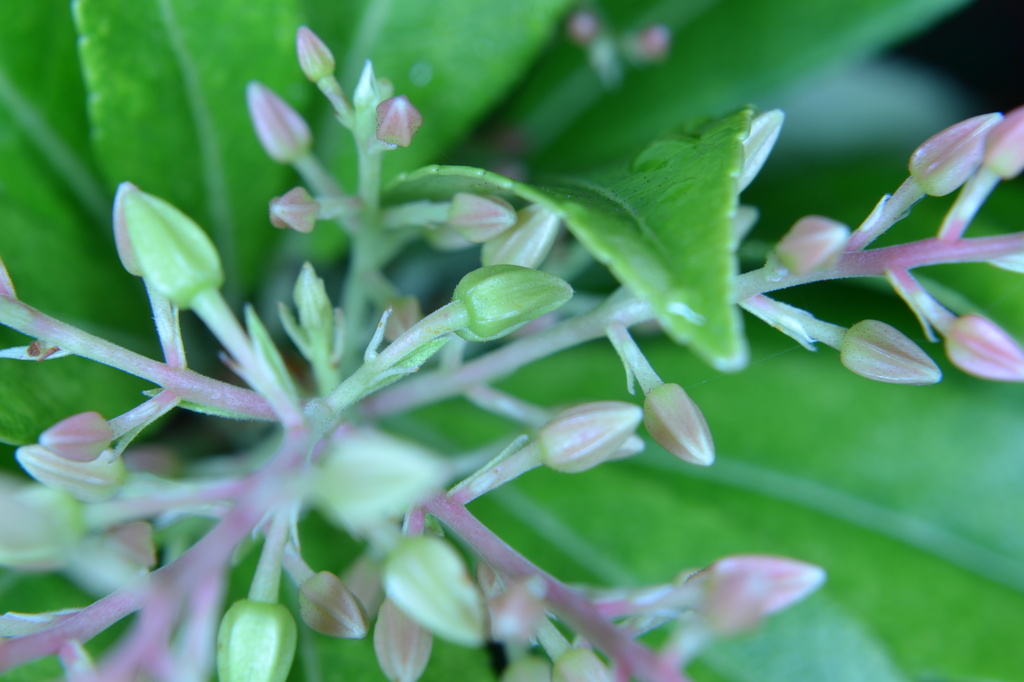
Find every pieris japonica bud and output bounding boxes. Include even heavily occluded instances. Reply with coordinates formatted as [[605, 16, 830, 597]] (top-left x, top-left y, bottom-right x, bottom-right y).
[[690, 555, 825, 636], [983, 105, 1024, 180], [944, 313, 1024, 382], [0, 482, 83, 570], [216, 600, 297, 682], [39, 411, 113, 463], [481, 204, 560, 268], [117, 183, 224, 309], [453, 265, 572, 342], [296, 26, 335, 82], [909, 113, 1003, 195], [840, 320, 941, 385], [539, 401, 643, 473], [383, 536, 486, 647], [247, 82, 312, 164], [774, 215, 850, 275], [269, 187, 319, 233], [312, 428, 448, 532], [448, 193, 517, 243], [374, 598, 432, 682], [299, 571, 368, 639], [643, 383, 714, 466], [15, 445, 125, 502], [376, 95, 423, 148]]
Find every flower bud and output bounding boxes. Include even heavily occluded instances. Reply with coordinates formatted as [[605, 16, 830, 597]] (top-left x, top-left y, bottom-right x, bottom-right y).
[[374, 598, 433, 682], [299, 571, 368, 639], [313, 428, 448, 531], [774, 215, 850, 275], [566, 10, 600, 45], [217, 600, 297, 682], [269, 187, 319, 233], [840, 320, 941, 385], [0, 482, 84, 570], [738, 109, 784, 193], [628, 24, 671, 63], [383, 536, 486, 647], [481, 204, 561, 268], [690, 554, 825, 635], [539, 401, 643, 473], [246, 81, 312, 164], [502, 656, 552, 682], [643, 383, 714, 466], [552, 648, 613, 682], [16, 445, 126, 502], [909, 112, 1003, 195], [453, 265, 572, 342], [944, 313, 1024, 382], [448, 194, 517, 243], [353, 60, 381, 110], [296, 26, 335, 82], [376, 95, 423, 148], [983, 105, 1024, 180], [118, 183, 224, 308], [112, 182, 142, 276], [39, 411, 113, 463], [488, 576, 546, 643], [68, 521, 156, 594]]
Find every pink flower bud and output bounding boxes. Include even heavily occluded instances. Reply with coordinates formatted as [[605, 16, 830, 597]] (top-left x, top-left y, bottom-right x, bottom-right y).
[[269, 187, 319, 233], [488, 577, 546, 643], [566, 10, 600, 45], [840, 320, 941, 385], [376, 95, 423, 148], [448, 193, 517, 243], [112, 182, 143, 276], [539, 401, 643, 473], [909, 113, 1003, 195], [775, 215, 850, 275], [944, 313, 1024, 382], [552, 648, 613, 682], [0, 255, 17, 298], [481, 204, 561, 268], [983, 105, 1024, 180], [643, 383, 714, 466], [39, 412, 113, 463], [374, 598, 433, 682], [299, 571, 368, 639], [630, 24, 672, 63], [693, 554, 825, 635], [296, 26, 335, 82], [246, 82, 312, 164]]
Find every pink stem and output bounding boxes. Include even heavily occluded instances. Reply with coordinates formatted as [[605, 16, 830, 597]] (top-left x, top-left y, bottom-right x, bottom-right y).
[[423, 496, 684, 682]]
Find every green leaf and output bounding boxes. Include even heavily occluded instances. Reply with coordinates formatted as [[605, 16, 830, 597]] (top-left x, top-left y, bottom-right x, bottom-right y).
[[505, 0, 971, 170], [304, 0, 575, 185], [0, 1, 153, 445], [73, 0, 305, 292], [385, 109, 750, 371]]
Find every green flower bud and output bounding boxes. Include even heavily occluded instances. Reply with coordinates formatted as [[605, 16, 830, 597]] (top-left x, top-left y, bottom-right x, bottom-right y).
[[299, 571, 368, 639], [296, 26, 336, 82], [453, 265, 572, 342], [15, 445, 126, 502], [0, 481, 84, 570], [374, 598, 432, 682], [217, 600, 297, 682], [118, 183, 223, 309], [383, 536, 486, 647], [539, 402, 643, 473]]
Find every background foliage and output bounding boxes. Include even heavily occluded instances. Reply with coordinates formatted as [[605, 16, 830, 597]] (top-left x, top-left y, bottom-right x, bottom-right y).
[[1, 0, 1022, 679]]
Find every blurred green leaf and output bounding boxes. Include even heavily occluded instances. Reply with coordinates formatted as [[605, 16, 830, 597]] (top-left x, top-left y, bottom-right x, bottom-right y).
[[73, 0, 305, 292], [505, 0, 971, 170], [0, 1, 152, 444]]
